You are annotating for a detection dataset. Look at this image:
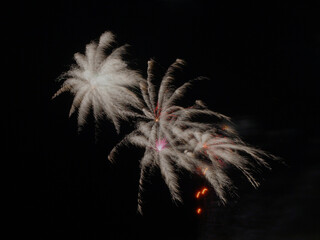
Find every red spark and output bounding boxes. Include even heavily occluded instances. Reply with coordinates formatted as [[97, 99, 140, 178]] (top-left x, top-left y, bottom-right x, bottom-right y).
[[154, 102, 161, 120], [217, 158, 225, 167]]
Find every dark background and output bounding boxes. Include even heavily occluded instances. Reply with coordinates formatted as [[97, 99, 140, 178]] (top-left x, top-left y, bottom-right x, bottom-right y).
[[8, 0, 319, 239]]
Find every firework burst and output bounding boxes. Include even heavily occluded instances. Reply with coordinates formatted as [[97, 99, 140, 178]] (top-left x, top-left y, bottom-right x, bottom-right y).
[[181, 127, 273, 204], [53, 32, 276, 215], [108, 59, 247, 214], [52, 31, 143, 132]]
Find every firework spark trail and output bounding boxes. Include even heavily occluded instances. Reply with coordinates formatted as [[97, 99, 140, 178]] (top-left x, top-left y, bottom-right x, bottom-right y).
[[52, 31, 144, 132]]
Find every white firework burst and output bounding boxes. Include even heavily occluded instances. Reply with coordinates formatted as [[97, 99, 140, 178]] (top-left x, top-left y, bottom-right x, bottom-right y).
[[180, 126, 273, 204], [108, 59, 236, 213], [109, 59, 275, 214], [52, 31, 143, 132], [52, 32, 277, 216]]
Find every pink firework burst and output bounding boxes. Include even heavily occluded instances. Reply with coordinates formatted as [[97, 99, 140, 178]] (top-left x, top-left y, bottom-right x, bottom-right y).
[[155, 138, 168, 151]]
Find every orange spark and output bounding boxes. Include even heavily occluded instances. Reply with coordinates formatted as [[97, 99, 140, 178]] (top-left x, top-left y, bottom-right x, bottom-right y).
[[196, 208, 202, 214], [201, 188, 208, 195], [196, 191, 201, 198]]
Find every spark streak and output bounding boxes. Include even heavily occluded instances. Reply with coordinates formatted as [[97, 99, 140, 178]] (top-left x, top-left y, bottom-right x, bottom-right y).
[[196, 208, 202, 214], [196, 191, 201, 198], [201, 188, 208, 195]]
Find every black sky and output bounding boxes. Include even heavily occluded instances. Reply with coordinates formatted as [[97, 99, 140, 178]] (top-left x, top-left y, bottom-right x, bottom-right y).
[[8, 1, 319, 239]]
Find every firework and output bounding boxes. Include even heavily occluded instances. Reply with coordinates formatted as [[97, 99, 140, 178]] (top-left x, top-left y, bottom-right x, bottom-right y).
[[52, 31, 143, 132], [108, 59, 270, 214], [53, 32, 275, 215]]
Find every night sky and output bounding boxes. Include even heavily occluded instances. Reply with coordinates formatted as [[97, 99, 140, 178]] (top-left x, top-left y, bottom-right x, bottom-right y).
[[8, 1, 319, 239]]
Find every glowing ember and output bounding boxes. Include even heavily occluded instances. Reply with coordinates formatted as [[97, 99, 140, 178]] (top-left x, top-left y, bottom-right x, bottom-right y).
[[196, 208, 202, 214], [195, 187, 208, 199], [155, 138, 168, 151], [196, 191, 201, 198], [201, 188, 208, 195]]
